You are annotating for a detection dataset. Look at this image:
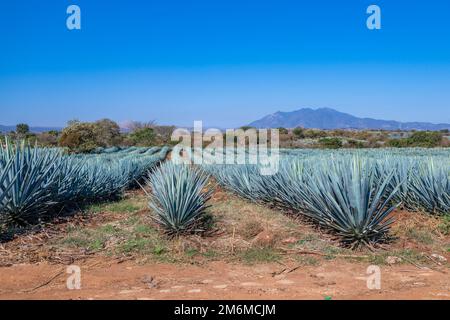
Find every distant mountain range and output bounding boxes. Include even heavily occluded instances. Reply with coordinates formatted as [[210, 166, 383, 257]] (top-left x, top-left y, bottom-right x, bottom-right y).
[[0, 125, 62, 133], [2, 108, 449, 133], [248, 108, 450, 131]]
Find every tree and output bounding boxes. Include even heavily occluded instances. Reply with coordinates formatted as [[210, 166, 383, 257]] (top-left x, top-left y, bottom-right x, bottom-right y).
[[59, 122, 98, 153], [238, 126, 257, 132], [128, 127, 156, 146], [16, 123, 30, 136], [59, 119, 123, 152], [67, 119, 80, 126], [154, 125, 176, 144], [124, 120, 156, 131], [37, 131, 59, 147], [94, 119, 122, 147]]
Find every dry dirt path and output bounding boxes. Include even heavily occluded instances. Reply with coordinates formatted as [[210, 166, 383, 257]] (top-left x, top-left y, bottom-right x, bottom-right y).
[[1, 259, 449, 300]]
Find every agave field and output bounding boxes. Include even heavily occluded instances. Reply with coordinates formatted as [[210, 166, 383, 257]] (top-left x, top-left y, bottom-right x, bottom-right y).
[[201, 148, 450, 247], [0, 138, 169, 234], [1, 139, 449, 250]]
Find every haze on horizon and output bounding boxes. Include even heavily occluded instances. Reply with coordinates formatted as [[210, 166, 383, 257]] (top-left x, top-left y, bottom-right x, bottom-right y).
[[1, 0, 449, 128]]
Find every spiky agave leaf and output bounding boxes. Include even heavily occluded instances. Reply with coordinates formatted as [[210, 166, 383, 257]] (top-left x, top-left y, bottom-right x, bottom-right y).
[[0, 138, 173, 233], [144, 162, 213, 234], [204, 155, 403, 246], [290, 156, 402, 246], [409, 159, 450, 214], [380, 157, 413, 207], [0, 139, 62, 225], [204, 164, 262, 201], [55, 156, 85, 203], [0, 158, 18, 214], [267, 159, 310, 209]]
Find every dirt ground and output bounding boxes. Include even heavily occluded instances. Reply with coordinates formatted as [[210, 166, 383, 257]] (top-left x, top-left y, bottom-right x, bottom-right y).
[[0, 189, 449, 300], [1, 258, 449, 300]]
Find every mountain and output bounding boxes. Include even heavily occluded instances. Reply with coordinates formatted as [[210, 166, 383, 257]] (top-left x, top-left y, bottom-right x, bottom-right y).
[[0, 125, 62, 133], [248, 108, 450, 131]]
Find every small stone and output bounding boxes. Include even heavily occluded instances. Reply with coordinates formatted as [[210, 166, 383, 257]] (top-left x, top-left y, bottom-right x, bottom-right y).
[[213, 284, 228, 289], [119, 289, 143, 294], [241, 282, 260, 287], [412, 282, 427, 287], [188, 289, 201, 293], [276, 279, 295, 285], [252, 230, 276, 247], [431, 254, 447, 262], [142, 275, 159, 288], [201, 279, 214, 284], [171, 285, 185, 289], [386, 256, 402, 265], [281, 237, 298, 244]]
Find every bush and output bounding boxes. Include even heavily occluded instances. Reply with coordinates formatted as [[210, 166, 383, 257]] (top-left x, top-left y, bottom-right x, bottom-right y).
[[292, 127, 305, 138], [388, 131, 443, 148], [59, 119, 122, 153], [303, 129, 327, 138], [93, 119, 122, 147], [318, 137, 343, 149], [407, 131, 442, 147], [37, 131, 59, 147], [239, 126, 255, 131], [277, 127, 288, 135], [127, 127, 156, 147], [347, 139, 365, 148], [59, 122, 99, 153]]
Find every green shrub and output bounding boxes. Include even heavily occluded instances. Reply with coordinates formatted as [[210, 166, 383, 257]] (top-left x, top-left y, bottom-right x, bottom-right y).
[[318, 137, 343, 149], [293, 127, 305, 138], [304, 129, 327, 138], [347, 139, 365, 148], [127, 128, 156, 147], [388, 131, 443, 148]]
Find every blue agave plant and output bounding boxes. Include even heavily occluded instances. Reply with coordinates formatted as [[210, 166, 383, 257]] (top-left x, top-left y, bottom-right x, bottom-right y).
[[205, 155, 404, 246], [409, 160, 449, 214], [0, 138, 171, 232], [144, 162, 213, 234], [0, 139, 62, 225], [297, 157, 402, 246]]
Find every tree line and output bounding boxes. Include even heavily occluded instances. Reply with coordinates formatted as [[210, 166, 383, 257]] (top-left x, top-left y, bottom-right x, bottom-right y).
[[1, 119, 176, 153]]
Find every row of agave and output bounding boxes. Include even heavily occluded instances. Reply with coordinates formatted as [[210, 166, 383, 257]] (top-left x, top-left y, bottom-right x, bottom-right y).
[[202, 153, 449, 246], [91, 146, 162, 155], [0, 139, 170, 231]]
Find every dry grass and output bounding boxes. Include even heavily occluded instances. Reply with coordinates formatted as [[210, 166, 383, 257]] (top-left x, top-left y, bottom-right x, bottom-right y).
[[1, 187, 449, 271]]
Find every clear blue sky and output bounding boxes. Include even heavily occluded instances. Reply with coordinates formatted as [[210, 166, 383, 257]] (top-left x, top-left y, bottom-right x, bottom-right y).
[[1, 0, 449, 127]]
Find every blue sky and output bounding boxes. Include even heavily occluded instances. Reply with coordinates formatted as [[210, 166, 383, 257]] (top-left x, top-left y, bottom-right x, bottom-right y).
[[1, 0, 449, 127]]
